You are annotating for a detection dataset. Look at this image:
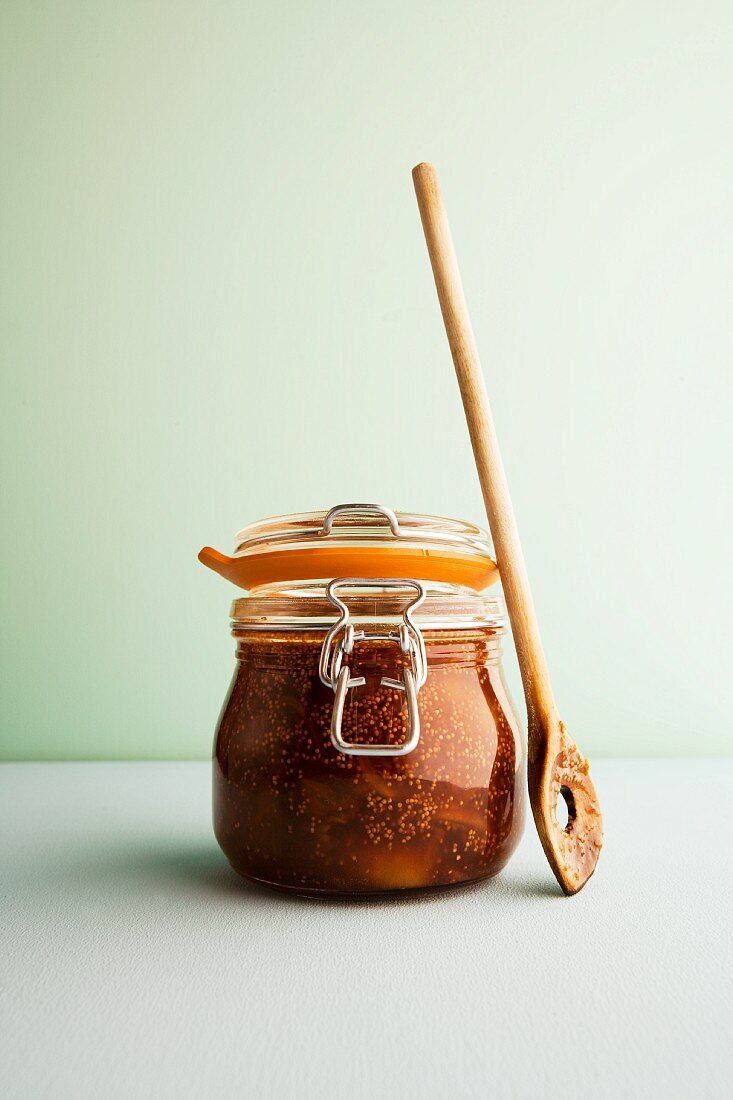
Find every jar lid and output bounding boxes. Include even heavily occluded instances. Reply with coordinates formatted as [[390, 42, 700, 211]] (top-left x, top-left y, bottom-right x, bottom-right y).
[[199, 503, 498, 592]]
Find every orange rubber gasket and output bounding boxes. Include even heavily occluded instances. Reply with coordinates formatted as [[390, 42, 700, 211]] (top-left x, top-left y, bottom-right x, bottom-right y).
[[198, 544, 498, 592]]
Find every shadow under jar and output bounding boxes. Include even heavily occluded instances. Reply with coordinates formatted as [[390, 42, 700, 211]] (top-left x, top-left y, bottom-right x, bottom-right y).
[[213, 579, 524, 898]]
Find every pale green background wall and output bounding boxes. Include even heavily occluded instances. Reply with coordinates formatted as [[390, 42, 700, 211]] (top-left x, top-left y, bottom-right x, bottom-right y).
[[1, 0, 731, 759]]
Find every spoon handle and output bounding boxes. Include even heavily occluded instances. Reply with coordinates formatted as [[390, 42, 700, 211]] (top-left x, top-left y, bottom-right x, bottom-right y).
[[412, 162, 556, 732]]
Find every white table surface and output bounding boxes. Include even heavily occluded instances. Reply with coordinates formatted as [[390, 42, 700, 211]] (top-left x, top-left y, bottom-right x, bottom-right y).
[[1, 760, 731, 1100]]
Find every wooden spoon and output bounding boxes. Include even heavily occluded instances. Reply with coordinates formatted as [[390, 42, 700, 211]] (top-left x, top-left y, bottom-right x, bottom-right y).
[[412, 162, 603, 894]]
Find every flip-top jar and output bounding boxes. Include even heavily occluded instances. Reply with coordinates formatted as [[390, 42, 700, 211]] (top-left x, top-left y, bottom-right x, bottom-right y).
[[206, 504, 525, 897]]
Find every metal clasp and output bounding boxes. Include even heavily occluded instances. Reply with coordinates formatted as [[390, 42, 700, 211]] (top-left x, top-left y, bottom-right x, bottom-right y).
[[319, 578, 427, 757]]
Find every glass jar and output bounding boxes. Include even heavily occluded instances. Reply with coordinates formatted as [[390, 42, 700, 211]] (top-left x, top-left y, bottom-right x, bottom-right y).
[[205, 504, 525, 898]]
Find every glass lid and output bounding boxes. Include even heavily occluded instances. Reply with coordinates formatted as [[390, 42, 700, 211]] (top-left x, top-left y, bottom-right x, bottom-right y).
[[199, 503, 498, 592]]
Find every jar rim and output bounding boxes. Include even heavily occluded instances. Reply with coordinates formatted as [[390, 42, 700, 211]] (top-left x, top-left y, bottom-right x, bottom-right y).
[[230, 581, 505, 633]]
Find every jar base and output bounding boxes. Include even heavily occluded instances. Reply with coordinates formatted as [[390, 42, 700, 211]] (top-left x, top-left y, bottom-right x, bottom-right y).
[[227, 864, 506, 902]]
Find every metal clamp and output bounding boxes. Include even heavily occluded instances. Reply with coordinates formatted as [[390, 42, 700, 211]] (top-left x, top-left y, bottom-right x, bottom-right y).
[[319, 578, 427, 757]]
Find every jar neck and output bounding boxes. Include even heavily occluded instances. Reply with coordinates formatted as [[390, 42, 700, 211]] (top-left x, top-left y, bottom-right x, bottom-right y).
[[230, 583, 505, 635]]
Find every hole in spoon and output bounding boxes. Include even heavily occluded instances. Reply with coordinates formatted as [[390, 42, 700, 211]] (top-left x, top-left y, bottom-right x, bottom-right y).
[[556, 786, 577, 833]]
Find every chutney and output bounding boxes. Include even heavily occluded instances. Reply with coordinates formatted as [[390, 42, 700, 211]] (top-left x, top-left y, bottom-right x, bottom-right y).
[[214, 628, 524, 897]]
